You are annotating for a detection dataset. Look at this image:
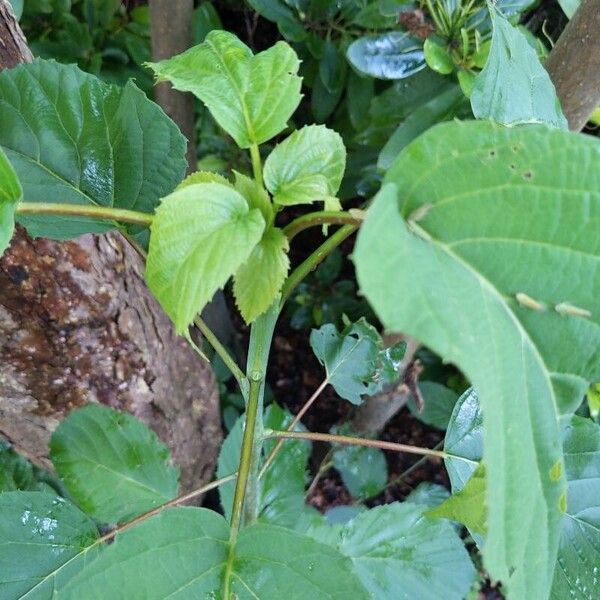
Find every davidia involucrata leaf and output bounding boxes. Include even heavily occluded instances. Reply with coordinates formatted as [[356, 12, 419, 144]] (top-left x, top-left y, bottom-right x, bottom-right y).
[[355, 120, 600, 598]]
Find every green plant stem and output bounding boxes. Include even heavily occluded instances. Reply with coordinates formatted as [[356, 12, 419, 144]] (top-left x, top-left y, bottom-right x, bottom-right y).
[[193, 316, 245, 387], [250, 143, 263, 188], [16, 202, 153, 226], [280, 224, 358, 306], [258, 378, 328, 480], [283, 210, 364, 241], [265, 429, 450, 459]]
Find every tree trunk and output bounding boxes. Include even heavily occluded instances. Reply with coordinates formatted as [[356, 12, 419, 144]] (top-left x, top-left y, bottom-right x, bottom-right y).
[[149, 0, 196, 172], [0, 0, 221, 493], [547, 0, 600, 131]]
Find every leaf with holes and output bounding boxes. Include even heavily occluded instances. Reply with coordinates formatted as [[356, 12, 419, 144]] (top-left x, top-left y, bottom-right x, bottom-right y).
[[355, 120, 600, 598], [50, 404, 179, 524], [0, 59, 186, 239], [148, 30, 301, 149], [145, 182, 265, 333]]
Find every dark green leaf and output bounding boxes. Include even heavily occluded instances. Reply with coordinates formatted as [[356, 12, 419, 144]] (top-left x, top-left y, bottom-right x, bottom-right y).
[[145, 183, 265, 333], [247, 0, 306, 41], [50, 404, 179, 524], [192, 2, 222, 44], [346, 71, 374, 130], [319, 40, 347, 94], [0, 59, 186, 239], [471, 8, 567, 128], [408, 381, 459, 430], [0, 492, 100, 598], [347, 32, 425, 80]]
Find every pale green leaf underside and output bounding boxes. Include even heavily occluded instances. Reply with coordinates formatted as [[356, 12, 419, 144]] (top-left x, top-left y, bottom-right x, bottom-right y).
[[471, 10, 567, 128], [145, 183, 265, 333], [58, 508, 368, 599], [263, 125, 346, 205], [310, 502, 476, 599], [50, 404, 179, 524], [0, 146, 22, 255], [148, 30, 301, 149], [0, 59, 186, 239], [233, 227, 289, 323], [0, 492, 99, 599], [355, 120, 600, 598]]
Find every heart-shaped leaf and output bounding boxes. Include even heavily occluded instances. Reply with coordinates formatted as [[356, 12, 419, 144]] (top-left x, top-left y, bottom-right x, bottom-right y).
[[355, 120, 600, 598], [0, 59, 186, 239], [145, 182, 265, 333], [264, 125, 346, 206], [148, 30, 302, 149], [0, 147, 22, 255]]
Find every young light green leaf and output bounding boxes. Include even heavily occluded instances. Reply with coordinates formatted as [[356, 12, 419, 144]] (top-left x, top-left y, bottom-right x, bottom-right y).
[[310, 318, 406, 405], [471, 8, 568, 128], [354, 120, 600, 598], [263, 125, 346, 206], [176, 170, 232, 190], [346, 32, 426, 80], [311, 502, 476, 599], [233, 171, 272, 222], [0, 146, 22, 256], [233, 227, 289, 323], [50, 404, 179, 524], [0, 492, 100, 599], [423, 39, 454, 74], [148, 30, 301, 149], [218, 403, 312, 528], [145, 183, 265, 333], [427, 464, 487, 534], [60, 508, 369, 599], [0, 59, 186, 239]]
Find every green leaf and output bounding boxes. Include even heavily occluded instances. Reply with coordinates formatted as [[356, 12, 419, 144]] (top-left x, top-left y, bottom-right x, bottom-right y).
[[218, 403, 312, 528], [233, 171, 272, 222], [408, 381, 459, 430], [354, 120, 600, 598], [378, 85, 465, 170], [0, 442, 52, 493], [0, 59, 186, 239], [0, 492, 100, 598], [331, 427, 388, 498], [558, 0, 579, 18], [423, 39, 454, 75], [319, 40, 347, 95], [264, 125, 346, 206], [60, 508, 369, 599], [471, 8, 567, 128], [176, 170, 232, 190], [310, 318, 406, 405], [0, 146, 22, 256], [551, 416, 600, 599], [233, 227, 289, 323], [246, 0, 306, 42], [148, 31, 301, 149], [405, 482, 451, 508], [311, 502, 476, 599], [192, 2, 222, 44], [347, 32, 426, 80], [427, 464, 487, 534], [145, 183, 265, 333], [50, 404, 179, 524]]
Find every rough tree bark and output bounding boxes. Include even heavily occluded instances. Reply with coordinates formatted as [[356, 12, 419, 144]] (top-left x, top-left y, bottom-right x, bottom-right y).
[[0, 0, 221, 493], [149, 0, 196, 171], [547, 0, 600, 132]]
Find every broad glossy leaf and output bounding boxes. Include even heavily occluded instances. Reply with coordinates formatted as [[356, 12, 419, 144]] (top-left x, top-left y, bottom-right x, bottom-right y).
[[145, 183, 265, 333], [446, 392, 600, 599], [347, 32, 425, 80], [311, 502, 476, 599], [471, 9, 567, 128], [354, 120, 600, 598], [0, 492, 100, 598], [310, 318, 405, 405], [233, 227, 289, 323], [0, 59, 186, 239], [50, 404, 179, 524], [218, 403, 312, 528], [0, 146, 21, 255], [264, 125, 346, 206], [60, 508, 368, 599], [148, 31, 301, 149], [552, 417, 600, 599], [427, 464, 487, 534]]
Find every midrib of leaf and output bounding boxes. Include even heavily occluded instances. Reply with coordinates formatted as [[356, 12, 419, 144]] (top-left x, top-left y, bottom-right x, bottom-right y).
[[326, 335, 365, 382], [205, 38, 256, 144]]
